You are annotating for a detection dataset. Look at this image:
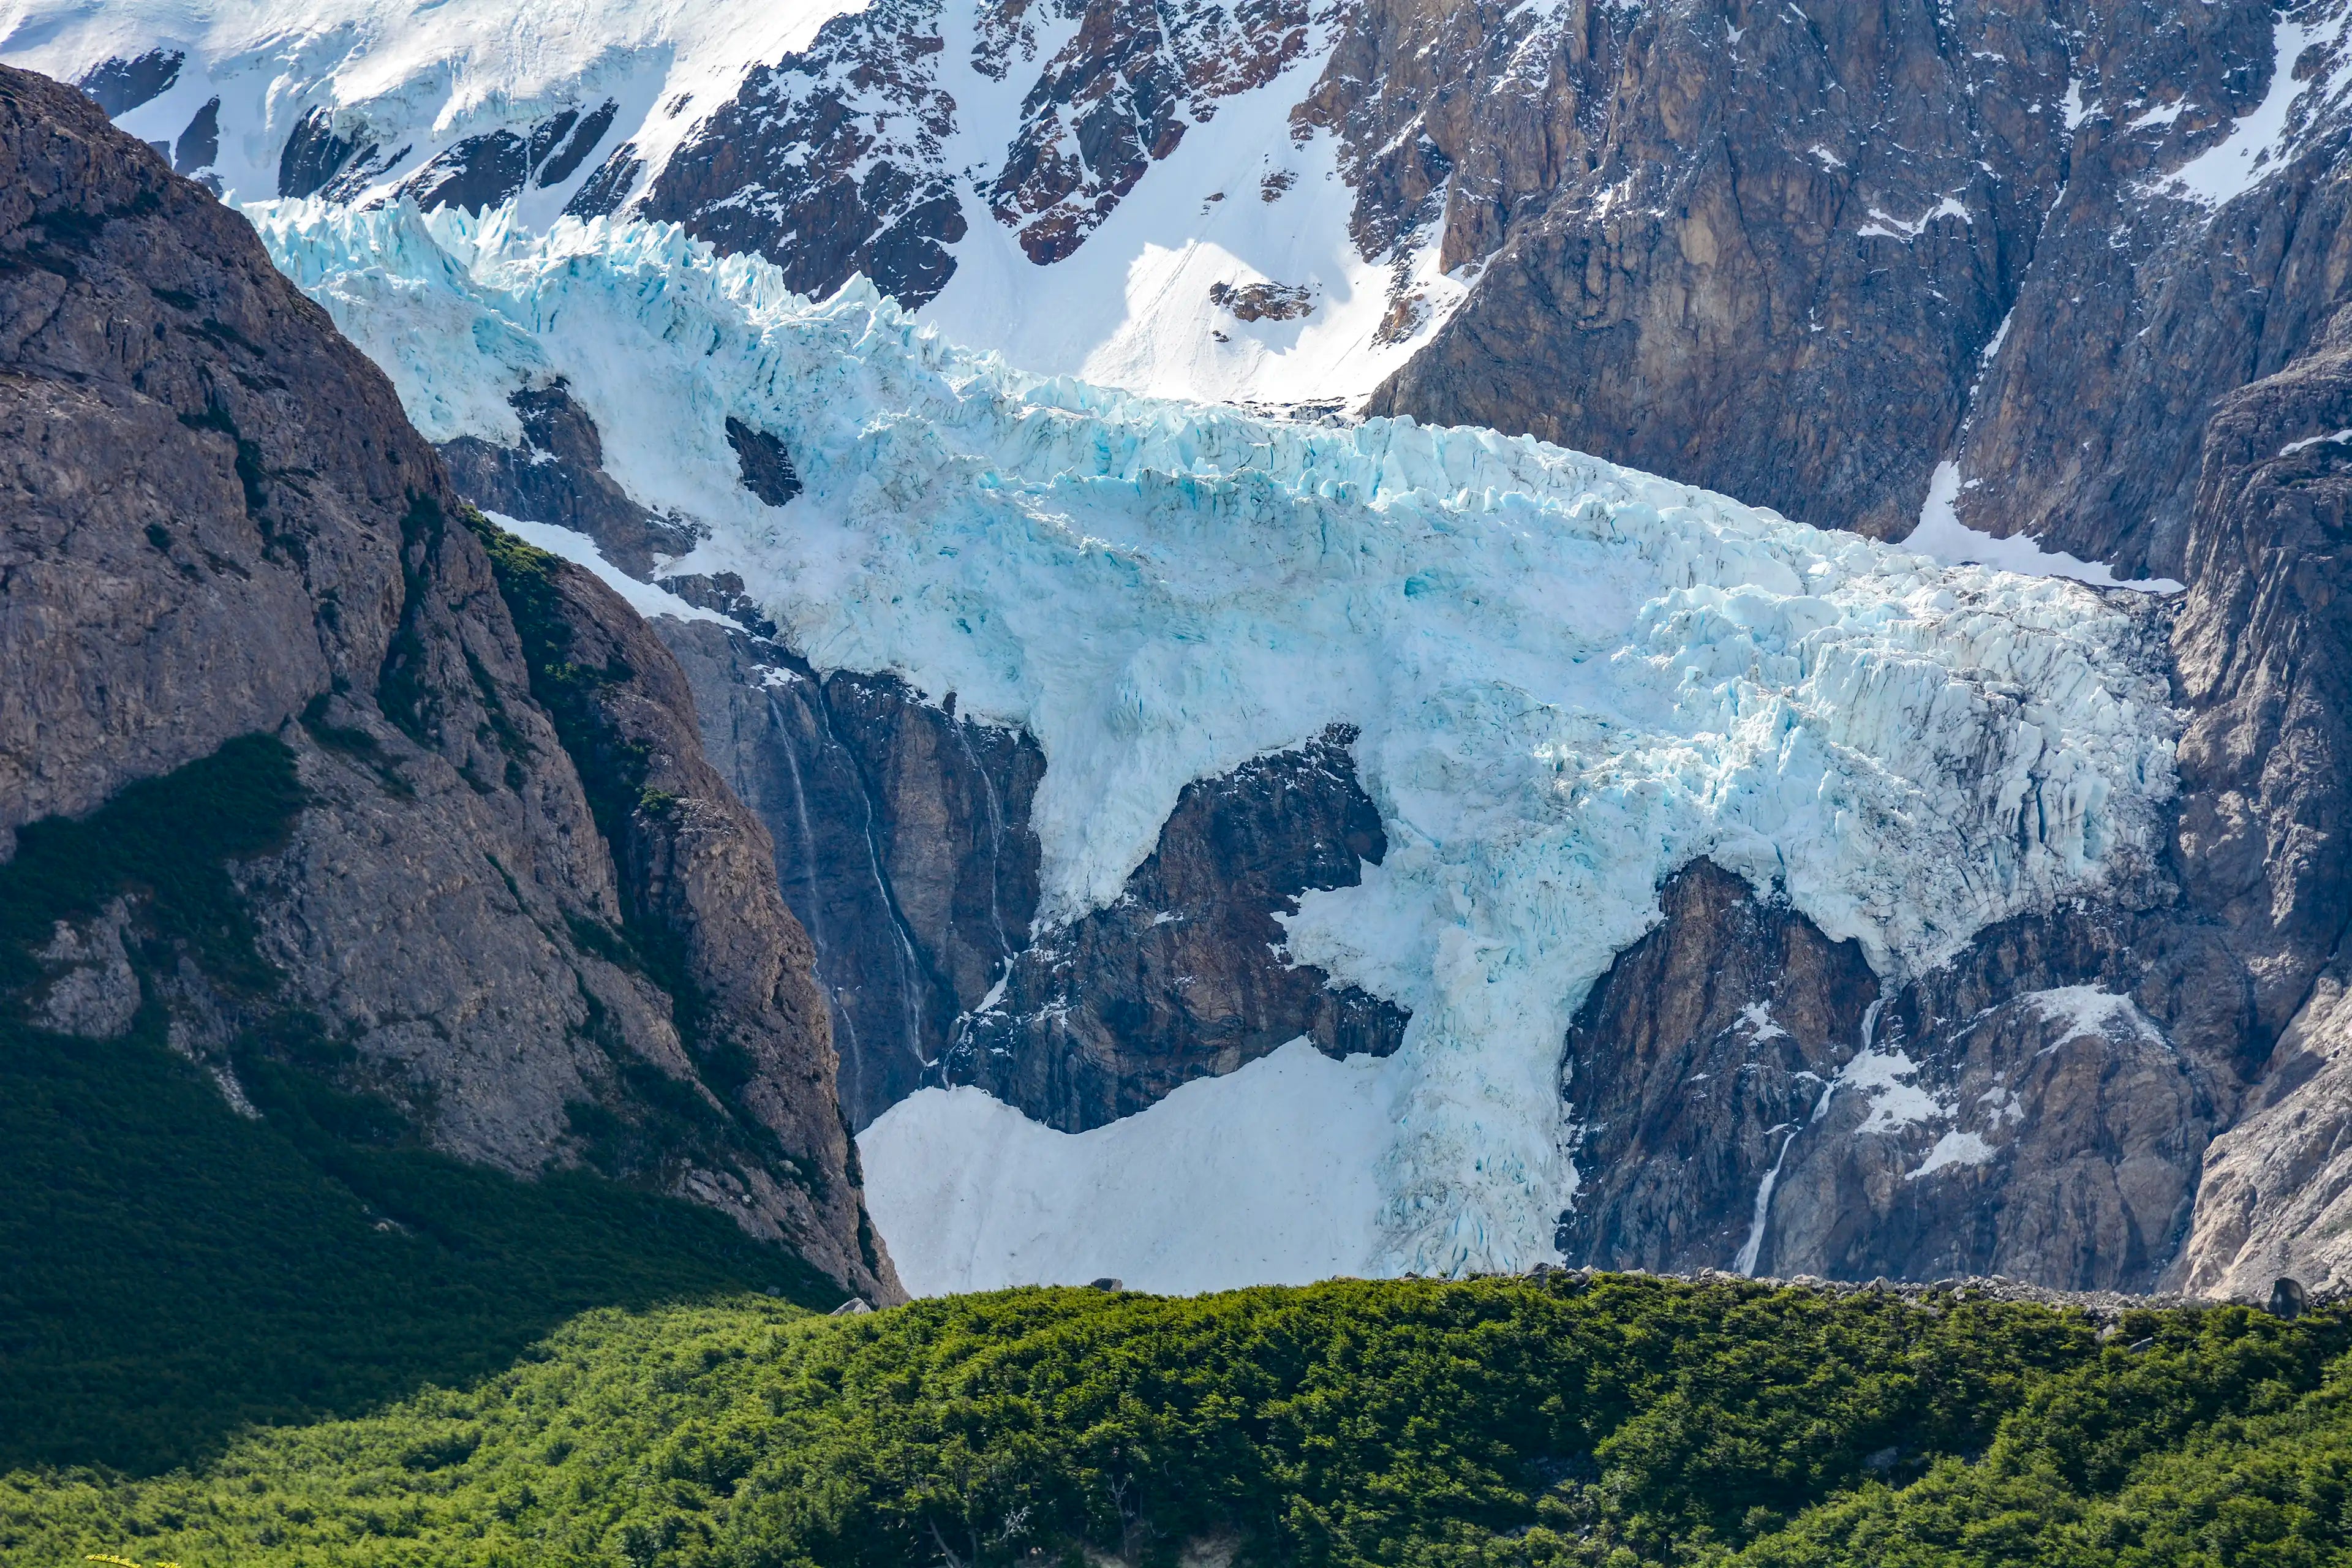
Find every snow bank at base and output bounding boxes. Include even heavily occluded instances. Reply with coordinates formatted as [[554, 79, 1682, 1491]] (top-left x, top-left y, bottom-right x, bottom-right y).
[[252, 202, 2180, 1281], [1904, 462, 2185, 594], [861, 1040, 1392, 1295]]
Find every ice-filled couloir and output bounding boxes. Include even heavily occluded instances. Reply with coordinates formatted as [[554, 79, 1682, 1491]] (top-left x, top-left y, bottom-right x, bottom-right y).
[[253, 201, 2182, 1293]]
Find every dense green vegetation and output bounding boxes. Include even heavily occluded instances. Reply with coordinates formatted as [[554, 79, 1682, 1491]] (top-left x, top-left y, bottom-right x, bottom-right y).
[[6, 1280, 2346, 1567], [0, 734, 840, 1477]]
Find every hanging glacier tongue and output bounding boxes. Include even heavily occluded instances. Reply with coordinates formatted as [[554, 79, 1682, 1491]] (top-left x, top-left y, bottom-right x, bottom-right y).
[[252, 201, 2179, 1286]]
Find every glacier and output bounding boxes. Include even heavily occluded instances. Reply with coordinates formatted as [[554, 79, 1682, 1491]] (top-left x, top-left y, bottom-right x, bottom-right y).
[[252, 200, 2180, 1284]]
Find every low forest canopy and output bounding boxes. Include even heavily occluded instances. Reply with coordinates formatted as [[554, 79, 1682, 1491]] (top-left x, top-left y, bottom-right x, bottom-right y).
[[5, 1273, 2347, 1568]]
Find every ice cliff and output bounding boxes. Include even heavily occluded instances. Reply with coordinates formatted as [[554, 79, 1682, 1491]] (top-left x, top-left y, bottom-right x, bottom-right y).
[[252, 201, 2180, 1283]]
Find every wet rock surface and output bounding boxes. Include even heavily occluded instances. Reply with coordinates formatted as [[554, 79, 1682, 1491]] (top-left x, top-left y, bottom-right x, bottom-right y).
[[0, 64, 896, 1302], [1558, 861, 1877, 1275], [660, 622, 1046, 1128], [657, 619, 1404, 1133]]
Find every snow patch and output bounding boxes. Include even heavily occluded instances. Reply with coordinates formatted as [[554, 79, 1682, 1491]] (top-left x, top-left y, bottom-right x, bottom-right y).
[[1836, 1046, 1947, 1136], [2062, 79, 2100, 130], [2149, 7, 2351, 209], [1905, 461, 2185, 593], [1907, 1129, 1996, 1179], [1856, 196, 1970, 239], [488, 513, 728, 626], [859, 1039, 1393, 1295], [2027, 985, 2163, 1049], [1739, 1000, 1790, 1044]]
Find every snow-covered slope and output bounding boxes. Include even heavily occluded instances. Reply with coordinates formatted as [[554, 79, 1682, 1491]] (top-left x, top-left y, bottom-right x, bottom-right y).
[[252, 202, 2179, 1287], [0, 0, 857, 223], [1, 0, 1465, 408]]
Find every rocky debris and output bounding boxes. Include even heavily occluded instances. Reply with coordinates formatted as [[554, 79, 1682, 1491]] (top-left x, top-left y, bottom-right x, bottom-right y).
[[0, 64, 897, 1302], [439, 382, 703, 577], [942, 724, 1409, 1131], [1208, 280, 1314, 322], [75, 50, 183, 118], [1550, 1265, 2328, 1321]]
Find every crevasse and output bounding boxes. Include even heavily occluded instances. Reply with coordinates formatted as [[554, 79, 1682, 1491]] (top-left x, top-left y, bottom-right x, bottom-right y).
[[252, 200, 2180, 1280]]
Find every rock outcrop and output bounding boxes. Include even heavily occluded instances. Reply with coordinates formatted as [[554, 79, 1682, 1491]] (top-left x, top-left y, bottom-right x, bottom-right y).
[[438, 381, 1408, 1137], [2162, 303, 2352, 1297], [1557, 866, 2216, 1292], [0, 64, 897, 1302], [940, 723, 1408, 1132]]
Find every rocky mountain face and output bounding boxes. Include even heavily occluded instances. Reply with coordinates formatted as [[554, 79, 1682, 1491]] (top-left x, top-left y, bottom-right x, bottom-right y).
[[384, 0, 2350, 1295], [1555, 279, 2352, 1291], [17, 0, 2352, 1297], [0, 66, 897, 1303]]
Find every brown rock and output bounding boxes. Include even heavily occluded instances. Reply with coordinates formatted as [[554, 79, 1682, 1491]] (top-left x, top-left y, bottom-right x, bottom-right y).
[[0, 63, 897, 1302]]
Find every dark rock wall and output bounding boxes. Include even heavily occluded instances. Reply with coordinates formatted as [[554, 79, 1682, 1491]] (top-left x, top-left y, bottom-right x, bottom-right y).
[[2165, 301, 2352, 1294], [1557, 865, 2215, 1292], [656, 619, 1404, 1134], [1558, 861, 1875, 1275], [0, 64, 897, 1302], [660, 622, 1046, 1127], [943, 723, 1409, 1133], [1357, 0, 2282, 557]]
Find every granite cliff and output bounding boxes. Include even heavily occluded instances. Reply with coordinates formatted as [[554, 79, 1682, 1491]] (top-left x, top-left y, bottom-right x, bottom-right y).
[[0, 64, 898, 1304]]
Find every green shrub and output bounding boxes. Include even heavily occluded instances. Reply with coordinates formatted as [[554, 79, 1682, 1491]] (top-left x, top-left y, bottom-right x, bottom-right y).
[[5, 1282, 2342, 1568]]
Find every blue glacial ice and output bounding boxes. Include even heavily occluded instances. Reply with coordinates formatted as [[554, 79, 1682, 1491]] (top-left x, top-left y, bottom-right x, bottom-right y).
[[253, 201, 2180, 1283]]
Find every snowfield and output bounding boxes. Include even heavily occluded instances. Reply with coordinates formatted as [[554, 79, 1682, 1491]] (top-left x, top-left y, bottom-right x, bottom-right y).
[[254, 203, 2181, 1288], [2, 0, 1464, 407]]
